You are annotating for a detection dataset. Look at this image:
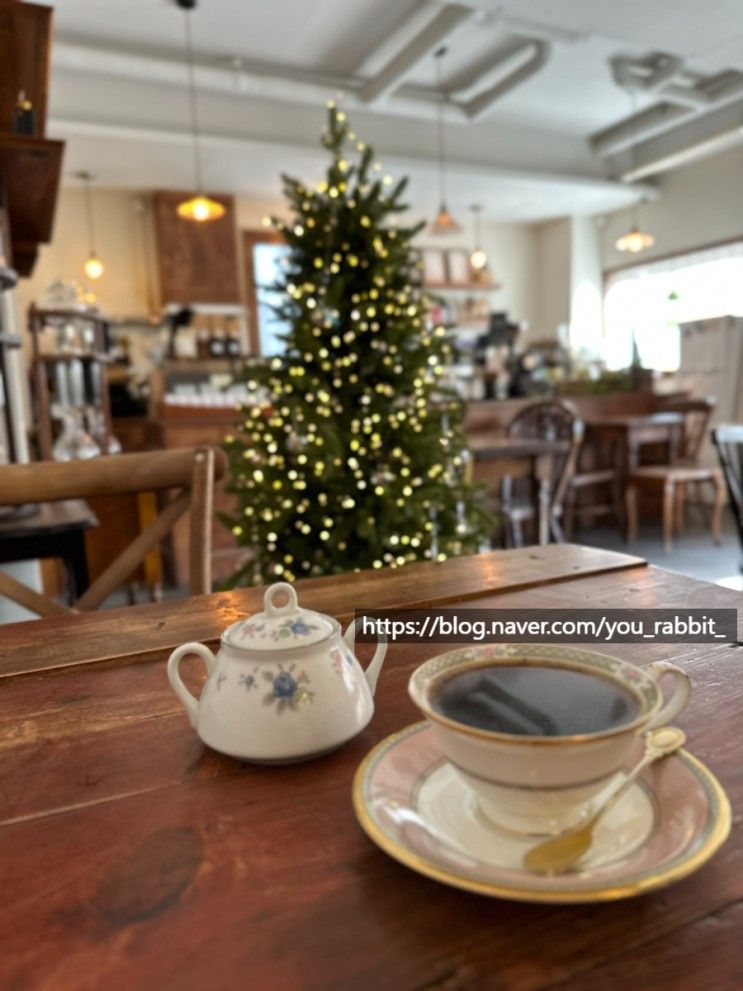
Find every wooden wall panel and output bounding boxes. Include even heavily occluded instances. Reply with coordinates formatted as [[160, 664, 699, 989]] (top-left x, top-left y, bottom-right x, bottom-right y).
[[153, 190, 241, 305]]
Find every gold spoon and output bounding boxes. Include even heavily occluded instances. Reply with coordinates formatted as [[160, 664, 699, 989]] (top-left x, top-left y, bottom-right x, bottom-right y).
[[523, 726, 686, 875]]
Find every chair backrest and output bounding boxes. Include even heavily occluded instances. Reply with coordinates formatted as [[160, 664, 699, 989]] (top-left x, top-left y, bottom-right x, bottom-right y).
[[0, 446, 226, 618], [659, 397, 716, 463], [506, 400, 584, 509], [713, 424, 743, 552]]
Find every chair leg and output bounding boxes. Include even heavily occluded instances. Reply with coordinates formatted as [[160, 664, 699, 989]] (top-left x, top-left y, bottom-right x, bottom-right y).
[[563, 488, 575, 540], [625, 484, 638, 544], [662, 481, 675, 553], [511, 515, 524, 549], [711, 476, 725, 545], [694, 480, 708, 524], [675, 482, 685, 533], [550, 511, 564, 544]]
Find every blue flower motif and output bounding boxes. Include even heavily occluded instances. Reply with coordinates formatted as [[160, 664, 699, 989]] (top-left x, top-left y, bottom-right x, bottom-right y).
[[239, 672, 258, 691], [262, 664, 314, 714], [289, 619, 314, 636], [272, 671, 298, 698]]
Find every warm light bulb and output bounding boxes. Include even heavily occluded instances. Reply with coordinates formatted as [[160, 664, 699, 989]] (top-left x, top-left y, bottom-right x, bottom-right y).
[[84, 253, 104, 280], [176, 195, 226, 223], [470, 247, 488, 270], [615, 227, 655, 254]]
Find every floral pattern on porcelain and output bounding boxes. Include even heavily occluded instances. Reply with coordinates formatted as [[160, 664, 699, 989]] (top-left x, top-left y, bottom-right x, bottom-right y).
[[237, 617, 320, 643], [262, 664, 315, 713], [331, 646, 358, 693], [239, 670, 259, 692]]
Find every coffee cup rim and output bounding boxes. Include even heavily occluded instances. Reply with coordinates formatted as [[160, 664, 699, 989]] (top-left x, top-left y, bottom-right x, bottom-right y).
[[408, 645, 661, 747]]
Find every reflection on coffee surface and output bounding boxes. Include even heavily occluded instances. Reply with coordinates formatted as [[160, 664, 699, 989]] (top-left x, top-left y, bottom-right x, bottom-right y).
[[432, 664, 639, 736]]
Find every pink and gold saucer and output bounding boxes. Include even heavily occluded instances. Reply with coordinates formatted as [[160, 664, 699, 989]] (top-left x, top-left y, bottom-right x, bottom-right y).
[[353, 722, 730, 904]]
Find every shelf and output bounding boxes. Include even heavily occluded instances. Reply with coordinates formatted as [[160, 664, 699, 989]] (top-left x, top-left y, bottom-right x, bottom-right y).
[[0, 134, 64, 276], [163, 357, 245, 374], [424, 281, 501, 292], [34, 352, 111, 364]]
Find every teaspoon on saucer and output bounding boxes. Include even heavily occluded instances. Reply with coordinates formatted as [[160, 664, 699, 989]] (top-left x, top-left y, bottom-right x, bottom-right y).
[[523, 726, 686, 875]]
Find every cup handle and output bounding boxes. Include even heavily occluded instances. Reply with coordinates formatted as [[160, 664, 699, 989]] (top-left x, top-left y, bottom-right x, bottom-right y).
[[167, 642, 217, 728], [645, 660, 691, 730], [343, 618, 388, 697]]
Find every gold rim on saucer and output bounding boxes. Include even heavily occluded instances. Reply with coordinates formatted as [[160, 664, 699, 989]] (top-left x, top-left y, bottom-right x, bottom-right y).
[[352, 722, 731, 904]]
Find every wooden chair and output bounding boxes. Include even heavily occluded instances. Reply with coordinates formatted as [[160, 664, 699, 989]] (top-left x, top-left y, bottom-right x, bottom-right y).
[[498, 399, 584, 546], [712, 424, 743, 568], [562, 442, 623, 539], [625, 398, 725, 552], [0, 447, 226, 618]]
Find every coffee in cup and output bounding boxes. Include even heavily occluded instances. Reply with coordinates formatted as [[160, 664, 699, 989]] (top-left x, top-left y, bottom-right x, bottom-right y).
[[409, 645, 690, 836]]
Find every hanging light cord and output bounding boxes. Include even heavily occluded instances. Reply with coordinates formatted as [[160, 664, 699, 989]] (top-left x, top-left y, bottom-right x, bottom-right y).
[[82, 174, 97, 255], [435, 46, 448, 206], [630, 90, 640, 228], [183, 8, 204, 192]]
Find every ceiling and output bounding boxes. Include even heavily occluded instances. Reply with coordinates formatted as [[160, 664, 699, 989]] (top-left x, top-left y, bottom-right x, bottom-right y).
[[44, 0, 743, 223]]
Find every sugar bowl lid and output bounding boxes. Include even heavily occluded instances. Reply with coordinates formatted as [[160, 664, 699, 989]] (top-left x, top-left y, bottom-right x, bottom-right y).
[[226, 582, 334, 651]]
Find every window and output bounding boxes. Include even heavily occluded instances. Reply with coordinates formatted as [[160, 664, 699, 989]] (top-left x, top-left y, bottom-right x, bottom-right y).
[[603, 241, 743, 372], [243, 230, 290, 355]]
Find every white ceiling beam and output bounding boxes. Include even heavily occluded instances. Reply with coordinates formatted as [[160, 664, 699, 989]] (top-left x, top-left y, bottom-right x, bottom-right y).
[[460, 41, 550, 120], [591, 103, 690, 157], [51, 114, 652, 201], [357, 3, 473, 104], [53, 36, 551, 124], [608, 99, 743, 180]]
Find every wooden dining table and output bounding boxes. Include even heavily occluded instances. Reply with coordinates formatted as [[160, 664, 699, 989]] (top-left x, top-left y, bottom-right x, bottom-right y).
[[470, 435, 570, 544], [1, 544, 741, 990]]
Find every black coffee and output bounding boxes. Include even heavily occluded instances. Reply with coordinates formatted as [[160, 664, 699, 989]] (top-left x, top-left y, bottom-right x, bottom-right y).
[[433, 664, 639, 737]]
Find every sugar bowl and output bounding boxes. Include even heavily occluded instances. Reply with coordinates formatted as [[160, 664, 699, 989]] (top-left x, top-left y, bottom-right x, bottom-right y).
[[167, 582, 387, 762]]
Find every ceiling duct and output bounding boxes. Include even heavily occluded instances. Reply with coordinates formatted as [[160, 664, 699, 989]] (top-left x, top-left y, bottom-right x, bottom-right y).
[[593, 51, 743, 159]]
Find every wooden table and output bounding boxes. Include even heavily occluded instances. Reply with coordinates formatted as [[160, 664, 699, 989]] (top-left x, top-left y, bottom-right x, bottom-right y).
[[1, 545, 741, 990], [0, 498, 98, 601], [470, 436, 569, 544]]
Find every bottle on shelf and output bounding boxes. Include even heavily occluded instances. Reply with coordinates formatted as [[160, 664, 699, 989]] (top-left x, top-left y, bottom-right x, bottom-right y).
[[226, 320, 241, 358], [209, 322, 227, 358], [196, 323, 211, 359]]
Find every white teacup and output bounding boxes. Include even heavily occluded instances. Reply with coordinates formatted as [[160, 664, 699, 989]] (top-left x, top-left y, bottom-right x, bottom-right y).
[[408, 644, 690, 836]]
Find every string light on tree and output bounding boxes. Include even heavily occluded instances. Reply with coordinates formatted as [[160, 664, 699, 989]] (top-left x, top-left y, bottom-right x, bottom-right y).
[[222, 104, 491, 585]]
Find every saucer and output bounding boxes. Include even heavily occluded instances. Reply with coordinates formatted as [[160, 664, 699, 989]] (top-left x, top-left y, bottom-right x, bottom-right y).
[[353, 722, 731, 903]]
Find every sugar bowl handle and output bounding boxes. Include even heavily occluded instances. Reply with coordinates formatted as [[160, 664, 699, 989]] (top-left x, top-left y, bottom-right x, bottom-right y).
[[645, 660, 691, 730], [167, 642, 217, 727], [343, 618, 388, 696]]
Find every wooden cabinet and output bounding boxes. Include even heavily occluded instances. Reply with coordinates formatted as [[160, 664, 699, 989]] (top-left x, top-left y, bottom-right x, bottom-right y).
[[153, 191, 241, 305], [0, 0, 52, 136]]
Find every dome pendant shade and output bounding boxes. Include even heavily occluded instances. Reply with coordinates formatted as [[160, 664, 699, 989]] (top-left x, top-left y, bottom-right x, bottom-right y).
[[176, 194, 225, 222], [429, 202, 462, 235], [615, 227, 655, 253]]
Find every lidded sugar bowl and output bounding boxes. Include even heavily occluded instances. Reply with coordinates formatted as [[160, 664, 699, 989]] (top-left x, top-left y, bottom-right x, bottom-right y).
[[167, 582, 387, 762]]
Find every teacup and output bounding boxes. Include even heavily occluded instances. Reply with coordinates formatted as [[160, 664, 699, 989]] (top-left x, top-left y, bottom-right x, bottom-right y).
[[408, 644, 690, 836]]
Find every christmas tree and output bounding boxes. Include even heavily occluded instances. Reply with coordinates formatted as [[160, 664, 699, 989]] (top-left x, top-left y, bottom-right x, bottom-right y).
[[222, 103, 492, 585]]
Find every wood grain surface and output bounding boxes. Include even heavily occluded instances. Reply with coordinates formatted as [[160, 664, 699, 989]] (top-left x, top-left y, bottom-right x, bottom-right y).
[[0, 545, 643, 677], [1, 548, 741, 991]]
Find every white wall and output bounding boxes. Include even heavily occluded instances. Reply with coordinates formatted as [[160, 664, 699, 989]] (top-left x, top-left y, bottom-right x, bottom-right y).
[[18, 188, 157, 321], [569, 215, 603, 356], [602, 145, 743, 270], [532, 218, 571, 338]]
